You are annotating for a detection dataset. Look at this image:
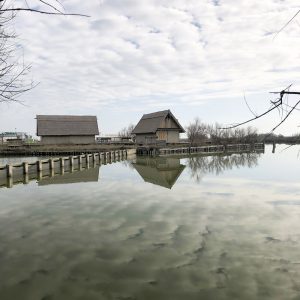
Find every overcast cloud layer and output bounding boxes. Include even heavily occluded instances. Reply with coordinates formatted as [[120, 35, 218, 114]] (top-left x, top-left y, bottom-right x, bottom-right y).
[[1, 0, 300, 135]]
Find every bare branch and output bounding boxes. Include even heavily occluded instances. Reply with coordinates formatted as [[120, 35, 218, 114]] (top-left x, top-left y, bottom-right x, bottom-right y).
[[1, 8, 90, 17], [273, 9, 300, 39]]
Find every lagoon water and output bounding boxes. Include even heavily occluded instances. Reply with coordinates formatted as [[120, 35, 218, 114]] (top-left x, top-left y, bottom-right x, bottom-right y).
[[1, 145, 300, 299]]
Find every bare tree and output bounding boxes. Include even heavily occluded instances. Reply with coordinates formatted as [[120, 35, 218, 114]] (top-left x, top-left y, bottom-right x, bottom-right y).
[[0, 0, 88, 104], [186, 118, 209, 145], [118, 124, 135, 138]]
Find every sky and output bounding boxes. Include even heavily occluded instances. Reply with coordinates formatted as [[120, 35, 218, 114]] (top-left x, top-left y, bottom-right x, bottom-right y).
[[1, 0, 300, 137]]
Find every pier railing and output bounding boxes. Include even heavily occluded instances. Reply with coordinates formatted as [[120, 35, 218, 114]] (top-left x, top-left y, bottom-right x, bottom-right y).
[[145, 143, 265, 156], [0, 149, 136, 188]]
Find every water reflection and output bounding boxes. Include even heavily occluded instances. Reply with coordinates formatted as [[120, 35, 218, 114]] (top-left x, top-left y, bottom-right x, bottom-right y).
[[1, 146, 300, 299], [38, 166, 100, 186], [187, 152, 261, 182], [132, 157, 185, 189], [132, 151, 263, 188]]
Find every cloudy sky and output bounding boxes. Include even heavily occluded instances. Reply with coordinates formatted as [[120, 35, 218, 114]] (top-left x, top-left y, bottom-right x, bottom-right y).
[[1, 0, 300, 136]]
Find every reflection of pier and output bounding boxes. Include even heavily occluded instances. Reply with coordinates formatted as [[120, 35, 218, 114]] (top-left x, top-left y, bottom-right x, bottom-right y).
[[0, 150, 135, 188], [38, 166, 100, 186], [132, 157, 185, 189]]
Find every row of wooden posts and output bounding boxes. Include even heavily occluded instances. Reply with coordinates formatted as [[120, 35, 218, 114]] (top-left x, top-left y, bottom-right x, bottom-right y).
[[158, 143, 265, 156], [0, 150, 129, 179]]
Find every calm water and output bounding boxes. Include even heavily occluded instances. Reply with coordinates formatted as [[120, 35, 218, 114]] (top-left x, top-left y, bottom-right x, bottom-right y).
[[1, 145, 300, 300]]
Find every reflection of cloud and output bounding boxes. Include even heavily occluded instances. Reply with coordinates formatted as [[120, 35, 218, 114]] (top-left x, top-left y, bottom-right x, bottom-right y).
[[269, 200, 300, 206], [2, 154, 300, 299]]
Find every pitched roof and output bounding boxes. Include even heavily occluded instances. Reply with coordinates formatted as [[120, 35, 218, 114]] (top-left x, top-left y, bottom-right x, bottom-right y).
[[37, 115, 99, 136], [132, 110, 185, 134]]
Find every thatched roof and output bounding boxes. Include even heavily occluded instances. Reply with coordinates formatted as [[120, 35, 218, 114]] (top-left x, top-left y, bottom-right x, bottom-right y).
[[37, 115, 99, 136], [132, 110, 185, 134]]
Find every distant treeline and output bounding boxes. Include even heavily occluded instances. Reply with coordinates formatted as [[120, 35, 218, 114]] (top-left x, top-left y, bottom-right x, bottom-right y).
[[186, 118, 259, 145], [185, 118, 300, 145], [257, 133, 300, 144]]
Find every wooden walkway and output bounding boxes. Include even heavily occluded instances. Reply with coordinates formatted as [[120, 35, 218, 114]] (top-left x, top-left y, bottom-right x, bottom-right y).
[[138, 143, 265, 156]]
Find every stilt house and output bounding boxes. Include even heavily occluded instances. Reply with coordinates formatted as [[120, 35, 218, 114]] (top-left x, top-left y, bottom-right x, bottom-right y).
[[36, 115, 99, 145], [132, 110, 185, 144]]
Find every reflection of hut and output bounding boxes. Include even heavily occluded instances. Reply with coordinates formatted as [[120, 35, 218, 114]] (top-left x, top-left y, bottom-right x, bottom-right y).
[[38, 166, 100, 186], [132, 157, 185, 189]]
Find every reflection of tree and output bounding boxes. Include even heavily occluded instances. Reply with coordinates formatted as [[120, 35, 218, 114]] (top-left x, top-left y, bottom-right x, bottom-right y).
[[187, 152, 260, 182]]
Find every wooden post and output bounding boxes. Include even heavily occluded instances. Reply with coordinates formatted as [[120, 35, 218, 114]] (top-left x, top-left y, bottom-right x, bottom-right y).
[[37, 160, 43, 172], [23, 162, 28, 174], [69, 156, 74, 170], [60, 157, 64, 169], [48, 159, 54, 171], [98, 152, 102, 164], [6, 164, 12, 178], [86, 154, 90, 169]]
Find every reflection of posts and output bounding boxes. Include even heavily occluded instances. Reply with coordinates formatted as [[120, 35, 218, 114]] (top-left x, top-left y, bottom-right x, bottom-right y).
[[6, 164, 12, 178], [272, 142, 276, 154], [23, 173, 29, 184], [6, 176, 13, 188], [23, 162, 28, 175]]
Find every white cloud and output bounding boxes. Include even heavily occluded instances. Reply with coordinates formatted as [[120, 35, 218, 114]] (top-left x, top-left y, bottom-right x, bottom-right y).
[[1, 0, 300, 134]]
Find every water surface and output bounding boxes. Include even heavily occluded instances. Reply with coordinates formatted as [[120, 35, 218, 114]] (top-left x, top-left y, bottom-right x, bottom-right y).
[[1, 145, 300, 300]]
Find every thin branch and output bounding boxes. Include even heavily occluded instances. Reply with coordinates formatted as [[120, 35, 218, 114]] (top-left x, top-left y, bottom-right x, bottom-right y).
[[273, 9, 300, 39], [38, 0, 64, 14], [243, 92, 257, 117], [271, 98, 300, 132], [1, 8, 90, 17], [219, 101, 282, 129]]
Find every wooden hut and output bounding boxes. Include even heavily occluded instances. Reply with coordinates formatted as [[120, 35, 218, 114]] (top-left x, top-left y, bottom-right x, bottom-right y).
[[132, 110, 185, 145], [36, 115, 99, 145]]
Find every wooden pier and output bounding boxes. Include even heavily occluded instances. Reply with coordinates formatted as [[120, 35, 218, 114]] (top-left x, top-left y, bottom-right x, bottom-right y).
[[0, 149, 136, 188], [137, 143, 265, 156]]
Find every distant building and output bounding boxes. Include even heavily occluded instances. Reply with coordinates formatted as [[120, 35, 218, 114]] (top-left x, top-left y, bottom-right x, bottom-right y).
[[132, 110, 185, 144], [96, 136, 133, 143], [0, 132, 32, 144], [36, 115, 99, 145]]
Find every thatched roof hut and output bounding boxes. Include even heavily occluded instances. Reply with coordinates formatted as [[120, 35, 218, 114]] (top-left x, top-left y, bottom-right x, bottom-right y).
[[132, 110, 185, 144], [36, 115, 99, 145]]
